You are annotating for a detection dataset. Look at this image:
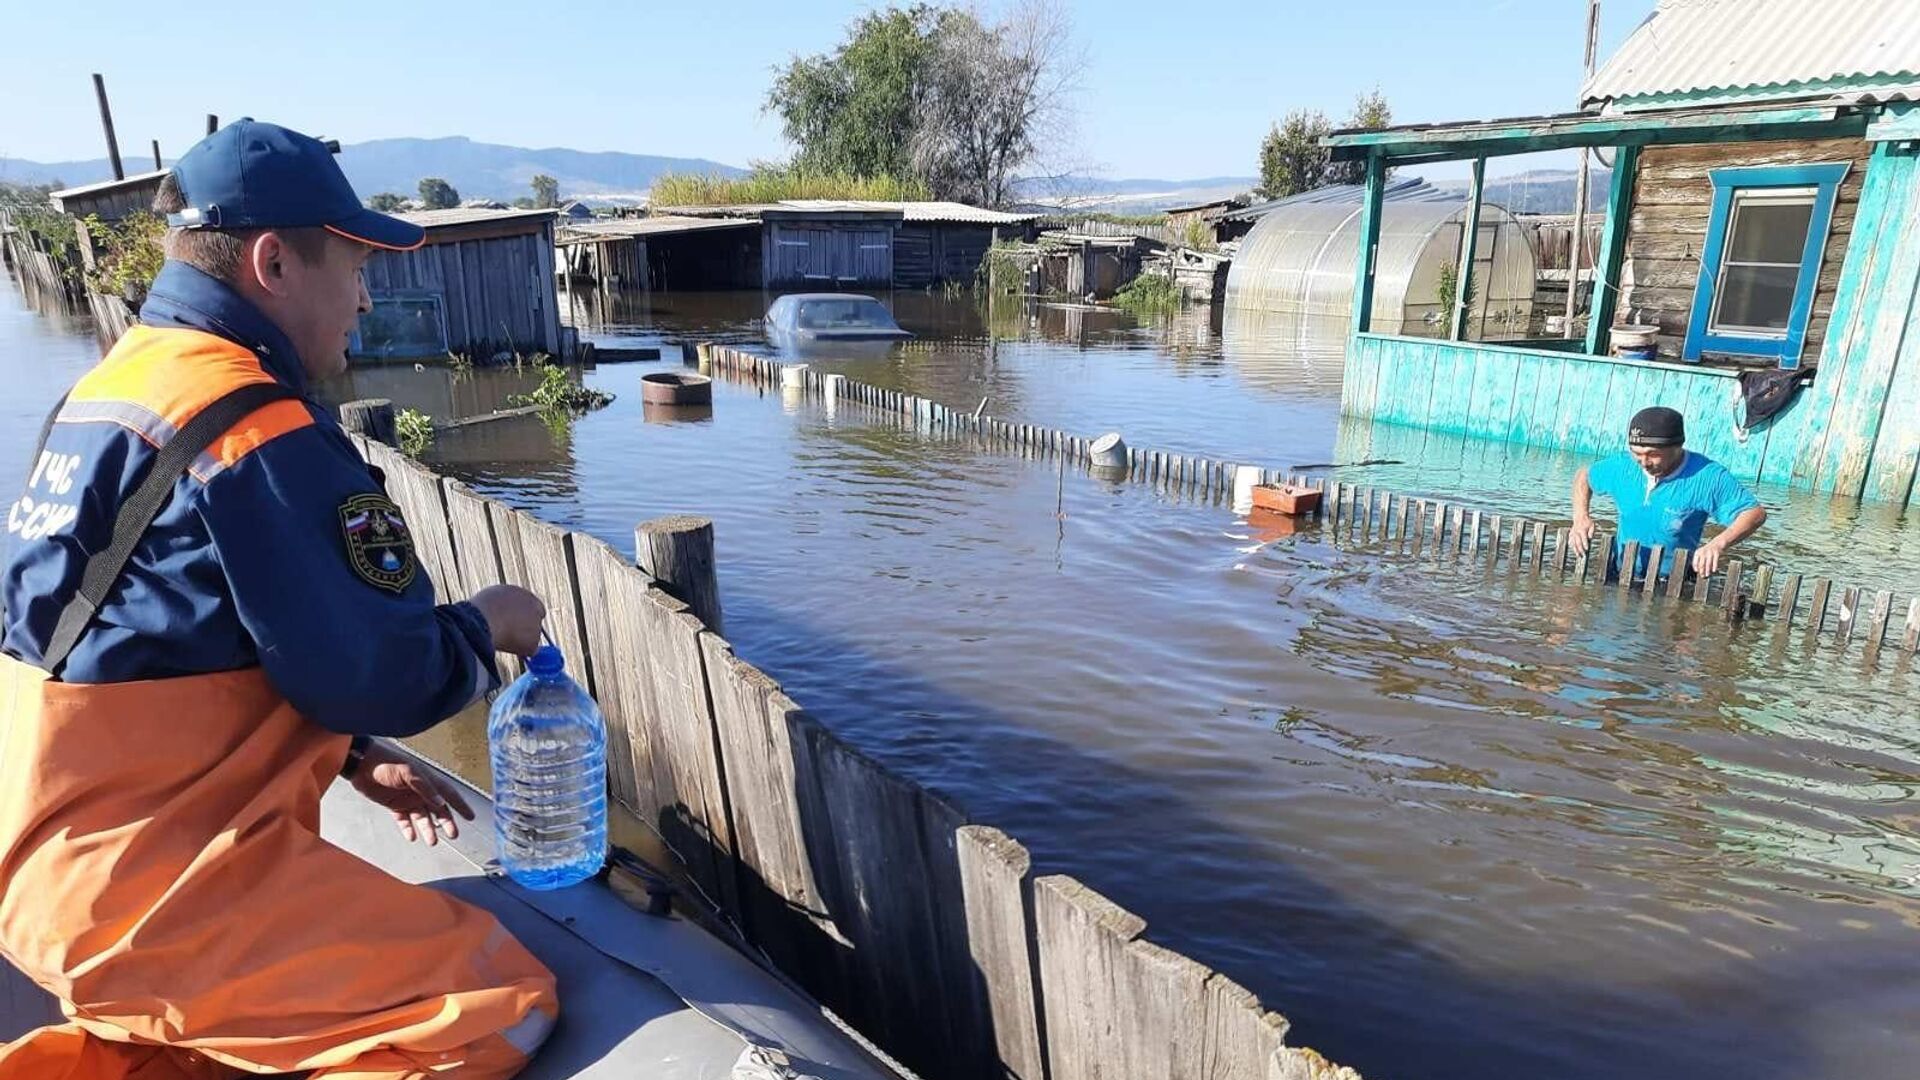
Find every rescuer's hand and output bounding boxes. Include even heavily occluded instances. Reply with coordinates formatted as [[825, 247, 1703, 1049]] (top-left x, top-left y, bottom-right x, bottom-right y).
[[1569, 513, 1598, 556], [470, 585, 547, 657], [351, 742, 477, 845]]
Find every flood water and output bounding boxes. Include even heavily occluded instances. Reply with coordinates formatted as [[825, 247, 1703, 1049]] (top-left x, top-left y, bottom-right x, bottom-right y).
[[8, 275, 1920, 1080]]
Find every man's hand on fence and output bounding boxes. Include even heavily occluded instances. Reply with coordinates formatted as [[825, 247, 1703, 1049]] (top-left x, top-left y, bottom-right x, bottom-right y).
[[1570, 513, 1598, 556], [1691, 541, 1725, 577]]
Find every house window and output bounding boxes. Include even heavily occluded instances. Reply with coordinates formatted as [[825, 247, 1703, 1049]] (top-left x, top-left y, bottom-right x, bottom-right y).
[[1684, 163, 1848, 368]]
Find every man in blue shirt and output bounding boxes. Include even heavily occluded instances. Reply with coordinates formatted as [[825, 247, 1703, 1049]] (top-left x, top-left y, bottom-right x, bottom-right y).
[[1570, 406, 1767, 578]]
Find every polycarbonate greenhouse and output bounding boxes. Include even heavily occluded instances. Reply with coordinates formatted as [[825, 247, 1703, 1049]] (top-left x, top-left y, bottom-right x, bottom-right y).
[[1223, 180, 1538, 339]]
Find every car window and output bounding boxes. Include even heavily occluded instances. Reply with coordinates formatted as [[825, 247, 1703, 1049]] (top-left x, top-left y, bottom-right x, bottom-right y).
[[797, 299, 889, 329]]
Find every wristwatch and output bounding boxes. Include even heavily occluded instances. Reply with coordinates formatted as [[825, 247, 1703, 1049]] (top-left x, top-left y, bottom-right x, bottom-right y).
[[340, 734, 371, 779]]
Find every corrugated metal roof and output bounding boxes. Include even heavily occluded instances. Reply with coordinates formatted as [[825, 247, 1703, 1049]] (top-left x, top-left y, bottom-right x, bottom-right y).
[[393, 207, 557, 230], [1583, 0, 1920, 109], [1218, 178, 1454, 223], [653, 200, 1038, 225], [559, 215, 758, 239], [48, 170, 168, 204]]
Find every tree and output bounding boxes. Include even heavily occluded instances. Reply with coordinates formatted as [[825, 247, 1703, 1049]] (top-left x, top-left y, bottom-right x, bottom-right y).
[[1255, 90, 1395, 199], [1256, 110, 1332, 200], [530, 174, 559, 209], [1326, 89, 1394, 187], [366, 192, 406, 213], [763, 1, 1079, 207], [767, 6, 940, 179], [417, 177, 459, 210], [910, 1, 1079, 208]]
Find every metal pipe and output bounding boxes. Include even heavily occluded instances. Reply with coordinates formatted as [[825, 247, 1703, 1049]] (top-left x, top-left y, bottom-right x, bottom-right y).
[[1563, 0, 1601, 339]]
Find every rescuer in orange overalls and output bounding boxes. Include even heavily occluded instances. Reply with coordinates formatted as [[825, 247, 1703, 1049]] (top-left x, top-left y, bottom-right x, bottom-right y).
[[0, 121, 558, 1078]]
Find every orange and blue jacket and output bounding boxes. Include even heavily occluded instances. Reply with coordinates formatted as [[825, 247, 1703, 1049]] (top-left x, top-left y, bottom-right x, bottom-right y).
[[0, 260, 497, 734]]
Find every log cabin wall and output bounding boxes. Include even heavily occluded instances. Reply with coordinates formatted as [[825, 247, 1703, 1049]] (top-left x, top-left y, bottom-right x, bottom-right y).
[[1623, 137, 1871, 363]]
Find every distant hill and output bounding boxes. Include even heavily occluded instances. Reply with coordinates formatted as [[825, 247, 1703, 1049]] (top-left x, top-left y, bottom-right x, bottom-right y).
[[334, 137, 744, 204], [1431, 168, 1611, 215], [0, 156, 147, 189], [1, 137, 746, 204]]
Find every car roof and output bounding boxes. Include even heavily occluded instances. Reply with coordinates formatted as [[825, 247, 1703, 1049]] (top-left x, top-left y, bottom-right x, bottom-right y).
[[786, 293, 886, 303]]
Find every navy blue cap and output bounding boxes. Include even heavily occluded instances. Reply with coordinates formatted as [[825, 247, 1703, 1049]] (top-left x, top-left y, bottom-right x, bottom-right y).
[[1628, 406, 1685, 447], [167, 119, 423, 251]]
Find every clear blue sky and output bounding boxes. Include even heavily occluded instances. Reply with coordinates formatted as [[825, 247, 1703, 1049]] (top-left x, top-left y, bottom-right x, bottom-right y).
[[0, 0, 1655, 179]]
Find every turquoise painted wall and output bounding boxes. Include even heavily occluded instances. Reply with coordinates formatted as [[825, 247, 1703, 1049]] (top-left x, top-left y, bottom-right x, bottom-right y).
[[1792, 141, 1920, 504], [1342, 334, 1815, 487]]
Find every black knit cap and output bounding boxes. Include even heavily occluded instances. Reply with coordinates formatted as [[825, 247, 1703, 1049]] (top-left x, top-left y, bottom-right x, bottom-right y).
[[1628, 406, 1685, 447]]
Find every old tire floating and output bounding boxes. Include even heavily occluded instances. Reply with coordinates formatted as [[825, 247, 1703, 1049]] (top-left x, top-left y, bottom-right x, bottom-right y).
[[642, 372, 713, 406]]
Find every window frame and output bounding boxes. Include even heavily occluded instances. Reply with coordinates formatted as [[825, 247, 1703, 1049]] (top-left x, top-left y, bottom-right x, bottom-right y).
[[1684, 162, 1849, 368], [350, 289, 450, 360]]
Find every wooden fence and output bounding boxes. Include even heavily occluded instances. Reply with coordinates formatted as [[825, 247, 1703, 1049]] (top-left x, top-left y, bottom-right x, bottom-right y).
[[701, 343, 1920, 659], [350, 430, 1359, 1080]]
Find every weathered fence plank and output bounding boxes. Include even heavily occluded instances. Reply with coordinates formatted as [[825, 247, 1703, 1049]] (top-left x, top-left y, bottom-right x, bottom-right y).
[[1866, 590, 1893, 648], [1806, 578, 1833, 635], [514, 513, 595, 693], [441, 478, 505, 599], [1034, 875, 1148, 1080], [570, 535, 645, 815], [957, 826, 1049, 1080], [1836, 586, 1861, 644]]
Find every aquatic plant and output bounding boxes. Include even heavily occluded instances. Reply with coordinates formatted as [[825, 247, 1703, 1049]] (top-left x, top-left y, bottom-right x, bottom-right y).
[[1112, 271, 1182, 315], [512, 366, 615, 414], [395, 408, 435, 458]]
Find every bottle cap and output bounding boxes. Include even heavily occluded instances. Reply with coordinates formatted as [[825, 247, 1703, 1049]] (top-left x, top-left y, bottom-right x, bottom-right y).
[[528, 644, 564, 676]]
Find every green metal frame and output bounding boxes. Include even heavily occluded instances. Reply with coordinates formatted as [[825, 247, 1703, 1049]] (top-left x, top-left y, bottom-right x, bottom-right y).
[[1325, 104, 1864, 163], [1584, 145, 1641, 357]]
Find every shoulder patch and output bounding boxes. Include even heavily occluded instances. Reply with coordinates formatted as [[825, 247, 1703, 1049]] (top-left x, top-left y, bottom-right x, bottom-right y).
[[339, 493, 416, 593]]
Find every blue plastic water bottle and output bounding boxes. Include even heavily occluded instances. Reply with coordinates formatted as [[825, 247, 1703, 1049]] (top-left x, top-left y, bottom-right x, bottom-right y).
[[488, 644, 607, 890]]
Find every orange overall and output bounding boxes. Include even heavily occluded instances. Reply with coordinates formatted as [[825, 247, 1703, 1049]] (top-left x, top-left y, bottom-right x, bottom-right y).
[[0, 316, 556, 1077]]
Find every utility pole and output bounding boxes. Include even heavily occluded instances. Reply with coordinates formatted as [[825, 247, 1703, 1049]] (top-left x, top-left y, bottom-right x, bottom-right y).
[[151, 140, 163, 171], [92, 73, 125, 181], [1564, 0, 1600, 338]]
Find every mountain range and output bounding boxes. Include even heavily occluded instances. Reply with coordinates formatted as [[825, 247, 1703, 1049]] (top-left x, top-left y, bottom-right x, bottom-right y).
[[0, 136, 744, 204], [0, 139, 1605, 215]]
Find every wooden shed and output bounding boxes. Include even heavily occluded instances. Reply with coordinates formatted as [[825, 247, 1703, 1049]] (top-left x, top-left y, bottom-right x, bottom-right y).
[[47, 171, 169, 224], [354, 208, 563, 363], [653, 200, 1039, 290]]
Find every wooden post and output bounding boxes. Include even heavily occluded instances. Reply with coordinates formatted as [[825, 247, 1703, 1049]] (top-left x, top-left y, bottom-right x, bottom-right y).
[[1776, 573, 1803, 627], [635, 516, 723, 634], [1585, 144, 1642, 356], [150, 139, 162, 171], [1747, 565, 1774, 619], [1720, 559, 1747, 616], [1450, 158, 1485, 342], [1666, 549, 1691, 598], [1866, 590, 1893, 649], [337, 399, 397, 447], [1904, 596, 1920, 652], [1352, 155, 1386, 335], [91, 74, 124, 181], [1618, 541, 1640, 592], [1835, 585, 1862, 645], [1806, 578, 1833, 636]]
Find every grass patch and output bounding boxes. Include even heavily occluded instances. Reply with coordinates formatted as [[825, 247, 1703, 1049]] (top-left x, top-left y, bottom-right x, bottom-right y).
[[650, 164, 929, 206]]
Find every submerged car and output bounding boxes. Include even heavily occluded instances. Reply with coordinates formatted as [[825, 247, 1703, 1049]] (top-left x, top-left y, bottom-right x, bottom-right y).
[[765, 294, 913, 352]]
